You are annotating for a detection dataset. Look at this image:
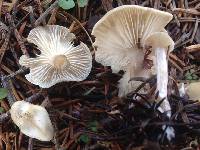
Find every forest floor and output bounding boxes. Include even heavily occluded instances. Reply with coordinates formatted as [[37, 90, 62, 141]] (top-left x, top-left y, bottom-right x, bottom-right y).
[[1, 0, 200, 150]]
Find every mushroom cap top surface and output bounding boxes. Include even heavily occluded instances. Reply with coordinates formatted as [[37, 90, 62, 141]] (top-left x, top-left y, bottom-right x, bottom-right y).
[[19, 25, 92, 88], [144, 32, 175, 52], [10, 101, 54, 141], [92, 5, 173, 73]]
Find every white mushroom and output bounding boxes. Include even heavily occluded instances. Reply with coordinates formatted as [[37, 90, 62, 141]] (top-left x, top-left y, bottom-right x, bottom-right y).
[[118, 67, 153, 97], [185, 82, 200, 100], [10, 101, 54, 141], [91, 5, 173, 97], [145, 32, 174, 115], [19, 25, 92, 88]]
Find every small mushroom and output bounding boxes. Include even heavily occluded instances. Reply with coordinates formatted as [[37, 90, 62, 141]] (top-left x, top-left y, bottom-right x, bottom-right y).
[[10, 101, 54, 141], [185, 82, 200, 100], [19, 25, 92, 88], [145, 32, 174, 115], [92, 5, 173, 97]]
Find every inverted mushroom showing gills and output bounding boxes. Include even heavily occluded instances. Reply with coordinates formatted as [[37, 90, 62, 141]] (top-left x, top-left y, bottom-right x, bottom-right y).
[[92, 5, 173, 98], [19, 25, 92, 88], [10, 101, 54, 141]]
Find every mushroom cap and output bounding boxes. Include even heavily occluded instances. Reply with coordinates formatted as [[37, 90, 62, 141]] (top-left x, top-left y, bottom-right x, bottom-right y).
[[10, 101, 54, 141], [19, 25, 92, 88], [186, 82, 200, 100], [144, 32, 175, 52], [92, 5, 173, 73]]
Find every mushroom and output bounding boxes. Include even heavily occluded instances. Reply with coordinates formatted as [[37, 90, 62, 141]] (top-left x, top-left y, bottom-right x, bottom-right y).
[[185, 82, 200, 100], [19, 25, 92, 88], [118, 67, 153, 97], [91, 5, 173, 97], [145, 32, 174, 115], [10, 101, 54, 141]]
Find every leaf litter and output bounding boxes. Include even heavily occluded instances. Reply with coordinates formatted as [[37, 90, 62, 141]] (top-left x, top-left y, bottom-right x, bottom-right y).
[[1, 0, 200, 149]]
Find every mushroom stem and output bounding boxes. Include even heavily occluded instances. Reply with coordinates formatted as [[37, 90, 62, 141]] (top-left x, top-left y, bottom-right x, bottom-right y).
[[155, 47, 171, 117]]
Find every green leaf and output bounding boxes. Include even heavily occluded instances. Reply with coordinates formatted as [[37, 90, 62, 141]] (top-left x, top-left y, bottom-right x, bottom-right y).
[[77, 0, 88, 7], [91, 126, 97, 132], [0, 88, 8, 100], [78, 134, 90, 144], [192, 74, 199, 80], [88, 121, 98, 127], [58, 0, 75, 10], [185, 71, 199, 80], [185, 71, 193, 80], [0, 107, 4, 113], [88, 121, 98, 132]]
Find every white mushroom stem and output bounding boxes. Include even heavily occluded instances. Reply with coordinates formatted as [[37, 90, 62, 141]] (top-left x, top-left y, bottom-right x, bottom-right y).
[[155, 47, 171, 117], [145, 32, 175, 140], [155, 48, 168, 98]]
